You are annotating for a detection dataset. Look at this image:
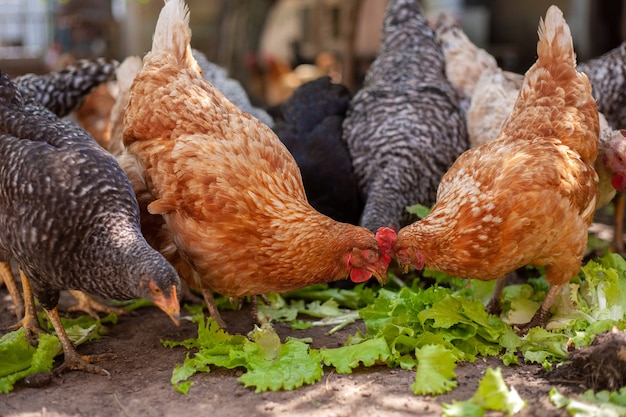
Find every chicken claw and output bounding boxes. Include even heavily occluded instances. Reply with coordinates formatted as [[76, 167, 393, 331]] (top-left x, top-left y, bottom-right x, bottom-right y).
[[514, 284, 562, 336], [46, 306, 115, 377]]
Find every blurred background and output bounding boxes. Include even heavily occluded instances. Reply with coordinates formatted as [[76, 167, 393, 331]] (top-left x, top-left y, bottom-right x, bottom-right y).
[[0, 0, 624, 107]]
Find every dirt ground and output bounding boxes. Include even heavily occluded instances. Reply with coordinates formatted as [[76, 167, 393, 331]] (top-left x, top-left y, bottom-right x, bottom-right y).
[[0, 286, 578, 417]]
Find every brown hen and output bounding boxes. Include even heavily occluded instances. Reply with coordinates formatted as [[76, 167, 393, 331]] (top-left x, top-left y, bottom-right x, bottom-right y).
[[395, 5, 599, 332], [121, 0, 395, 328]]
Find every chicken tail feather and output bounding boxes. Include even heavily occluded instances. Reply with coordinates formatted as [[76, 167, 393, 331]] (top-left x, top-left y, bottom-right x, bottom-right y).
[[150, 0, 193, 68], [537, 5, 575, 67]]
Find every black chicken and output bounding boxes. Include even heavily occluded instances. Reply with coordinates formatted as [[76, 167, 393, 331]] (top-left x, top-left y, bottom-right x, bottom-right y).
[[342, 0, 469, 232], [0, 71, 180, 376], [272, 76, 362, 225]]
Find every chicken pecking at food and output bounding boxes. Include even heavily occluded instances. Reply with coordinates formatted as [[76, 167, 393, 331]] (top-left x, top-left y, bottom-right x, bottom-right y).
[[6, 59, 135, 320], [436, 13, 626, 251], [272, 76, 362, 225], [0, 71, 181, 376], [342, 0, 468, 233], [395, 5, 600, 332], [121, 0, 395, 329]]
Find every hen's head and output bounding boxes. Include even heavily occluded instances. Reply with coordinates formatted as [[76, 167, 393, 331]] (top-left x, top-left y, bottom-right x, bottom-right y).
[[346, 227, 396, 284], [136, 259, 181, 325]]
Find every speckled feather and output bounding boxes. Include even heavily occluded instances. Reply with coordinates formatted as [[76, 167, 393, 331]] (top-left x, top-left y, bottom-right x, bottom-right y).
[[0, 72, 179, 310], [396, 6, 599, 288], [578, 41, 626, 130], [14, 58, 118, 118], [342, 0, 468, 232]]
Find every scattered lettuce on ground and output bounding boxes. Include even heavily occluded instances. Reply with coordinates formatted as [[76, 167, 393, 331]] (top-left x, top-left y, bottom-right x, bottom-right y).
[[0, 313, 115, 393], [550, 387, 626, 417], [165, 251, 626, 399], [163, 316, 323, 394], [443, 367, 526, 416]]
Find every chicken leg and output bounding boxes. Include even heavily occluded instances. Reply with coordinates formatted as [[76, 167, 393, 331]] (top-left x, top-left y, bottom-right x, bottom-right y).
[[67, 290, 127, 319], [0, 261, 23, 319], [46, 306, 116, 376], [201, 288, 227, 329], [516, 284, 562, 335], [8, 269, 43, 345], [485, 277, 507, 317]]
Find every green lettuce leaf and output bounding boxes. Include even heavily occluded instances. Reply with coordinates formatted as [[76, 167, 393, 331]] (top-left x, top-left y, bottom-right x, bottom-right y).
[[443, 368, 525, 416], [550, 387, 626, 417], [320, 337, 391, 374], [411, 344, 458, 395]]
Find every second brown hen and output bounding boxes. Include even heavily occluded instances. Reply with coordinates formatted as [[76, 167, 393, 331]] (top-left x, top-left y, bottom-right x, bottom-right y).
[[395, 6, 599, 332], [122, 0, 395, 328]]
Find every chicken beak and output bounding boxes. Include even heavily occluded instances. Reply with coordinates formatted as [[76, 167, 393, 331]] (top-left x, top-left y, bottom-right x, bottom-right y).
[[154, 285, 181, 326], [369, 262, 389, 285]]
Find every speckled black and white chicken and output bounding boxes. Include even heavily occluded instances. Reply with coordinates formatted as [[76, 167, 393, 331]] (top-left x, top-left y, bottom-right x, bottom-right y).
[[579, 42, 626, 128], [0, 71, 180, 376], [272, 76, 362, 225], [3, 58, 129, 319], [342, 0, 468, 232]]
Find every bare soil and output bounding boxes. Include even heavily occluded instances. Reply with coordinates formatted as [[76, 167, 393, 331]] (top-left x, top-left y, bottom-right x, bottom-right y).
[[0, 286, 578, 417]]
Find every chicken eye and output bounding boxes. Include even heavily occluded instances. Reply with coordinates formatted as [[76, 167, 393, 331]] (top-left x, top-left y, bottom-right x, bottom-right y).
[[364, 250, 377, 261], [152, 286, 163, 296]]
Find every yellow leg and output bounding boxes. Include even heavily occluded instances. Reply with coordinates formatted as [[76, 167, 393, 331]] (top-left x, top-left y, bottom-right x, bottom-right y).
[[8, 270, 43, 346], [46, 306, 115, 376], [0, 262, 23, 319], [67, 290, 126, 319]]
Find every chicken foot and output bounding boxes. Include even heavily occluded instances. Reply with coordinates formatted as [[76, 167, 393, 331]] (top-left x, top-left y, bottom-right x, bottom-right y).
[[7, 269, 43, 345], [516, 284, 562, 335], [201, 288, 227, 329], [68, 290, 127, 319], [46, 306, 115, 377], [0, 261, 24, 319]]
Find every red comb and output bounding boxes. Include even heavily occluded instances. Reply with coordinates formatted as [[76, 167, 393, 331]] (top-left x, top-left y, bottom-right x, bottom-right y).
[[375, 227, 397, 264]]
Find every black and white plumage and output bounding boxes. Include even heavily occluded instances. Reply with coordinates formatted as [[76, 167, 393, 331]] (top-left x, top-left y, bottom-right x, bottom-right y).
[[0, 71, 180, 374], [192, 49, 274, 127], [272, 76, 362, 224], [342, 0, 469, 232], [578, 41, 626, 130], [13, 58, 118, 118]]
